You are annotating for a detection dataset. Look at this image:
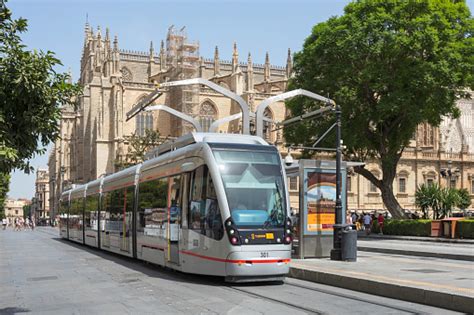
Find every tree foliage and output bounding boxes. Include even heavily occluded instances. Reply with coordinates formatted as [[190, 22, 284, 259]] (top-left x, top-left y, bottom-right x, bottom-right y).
[[0, 1, 81, 174], [415, 183, 470, 219], [0, 172, 10, 219], [115, 129, 163, 170], [457, 188, 472, 210], [285, 0, 473, 219]]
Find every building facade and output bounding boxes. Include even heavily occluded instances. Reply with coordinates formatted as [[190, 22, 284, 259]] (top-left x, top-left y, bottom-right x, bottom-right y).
[[33, 168, 50, 223], [3, 198, 30, 219], [49, 23, 474, 217]]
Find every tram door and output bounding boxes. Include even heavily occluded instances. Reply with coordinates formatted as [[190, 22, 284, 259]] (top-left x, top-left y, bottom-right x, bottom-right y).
[[168, 175, 182, 264]]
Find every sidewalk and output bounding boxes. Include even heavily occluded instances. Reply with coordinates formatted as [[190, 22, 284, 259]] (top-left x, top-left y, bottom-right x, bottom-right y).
[[289, 246, 474, 313], [357, 232, 474, 244]]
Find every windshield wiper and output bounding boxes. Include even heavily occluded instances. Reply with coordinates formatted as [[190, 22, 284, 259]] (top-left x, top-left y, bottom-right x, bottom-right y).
[[263, 180, 284, 229]]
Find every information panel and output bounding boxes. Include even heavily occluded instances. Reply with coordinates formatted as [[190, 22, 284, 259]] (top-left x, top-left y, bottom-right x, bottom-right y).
[[302, 167, 346, 236], [306, 172, 336, 233]]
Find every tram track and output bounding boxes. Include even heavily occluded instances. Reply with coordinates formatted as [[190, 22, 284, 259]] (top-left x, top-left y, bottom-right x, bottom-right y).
[[226, 285, 325, 314], [284, 280, 430, 315], [225, 278, 436, 315]]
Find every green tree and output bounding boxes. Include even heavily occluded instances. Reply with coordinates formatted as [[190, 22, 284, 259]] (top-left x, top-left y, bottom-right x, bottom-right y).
[[0, 1, 81, 174], [115, 129, 163, 170], [285, 0, 473, 219], [456, 188, 471, 211], [0, 172, 10, 219], [415, 183, 440, 219]]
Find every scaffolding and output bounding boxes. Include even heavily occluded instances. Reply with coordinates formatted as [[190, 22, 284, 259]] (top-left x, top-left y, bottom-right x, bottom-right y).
[[166, 26, 200, 135]]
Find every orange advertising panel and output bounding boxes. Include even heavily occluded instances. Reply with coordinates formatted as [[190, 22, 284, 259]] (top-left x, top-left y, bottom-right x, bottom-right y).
[[306, 172, 336, 233]]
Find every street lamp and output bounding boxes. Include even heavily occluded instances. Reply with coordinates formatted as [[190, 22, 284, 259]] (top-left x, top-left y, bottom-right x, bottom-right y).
[[440, 160, 460, 189]]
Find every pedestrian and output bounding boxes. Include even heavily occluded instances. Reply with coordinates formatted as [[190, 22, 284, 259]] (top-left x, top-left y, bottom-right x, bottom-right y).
[[2, 218, 6, 230], [358, 214, 365, 231], [363, 212, 372, 235], [351, 212, 358, 226], [346, 212, 353, 229], [31, 218, 35, 231], [378, 213, 385, 235]]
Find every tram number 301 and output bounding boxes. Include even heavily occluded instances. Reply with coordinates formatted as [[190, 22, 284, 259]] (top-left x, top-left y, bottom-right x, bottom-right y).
[[260, 252, 269, 258]]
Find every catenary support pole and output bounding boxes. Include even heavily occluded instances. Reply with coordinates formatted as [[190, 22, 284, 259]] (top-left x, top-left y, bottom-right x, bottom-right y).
[[331, 104, 343, 260]]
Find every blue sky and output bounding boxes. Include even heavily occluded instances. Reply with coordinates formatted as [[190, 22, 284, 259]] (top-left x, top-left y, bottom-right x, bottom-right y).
[[7, 0, 474, 199]]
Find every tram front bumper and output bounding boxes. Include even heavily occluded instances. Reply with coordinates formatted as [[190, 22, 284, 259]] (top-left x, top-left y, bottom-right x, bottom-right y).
[[225, 250, 291, 279]]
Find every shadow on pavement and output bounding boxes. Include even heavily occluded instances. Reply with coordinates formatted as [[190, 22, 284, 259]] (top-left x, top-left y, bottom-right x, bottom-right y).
[[0, 307, 30, 314], [51, 237, 282, 288]]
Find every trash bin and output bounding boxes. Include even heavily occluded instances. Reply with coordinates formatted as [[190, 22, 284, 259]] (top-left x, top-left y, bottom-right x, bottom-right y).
[[443, 221, 451, 237], [341, 226, 357, 261], [431, 220, 442, 237], [333, 224, 357, 261]]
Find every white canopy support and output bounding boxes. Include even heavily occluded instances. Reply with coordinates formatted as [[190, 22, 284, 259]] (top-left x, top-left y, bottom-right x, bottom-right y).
[[145, 105, 203, 132], [255, 89, 335, 138], [209, 112, 275, 133], [158, 78, 250, 134], [125, 90, 164, 122]]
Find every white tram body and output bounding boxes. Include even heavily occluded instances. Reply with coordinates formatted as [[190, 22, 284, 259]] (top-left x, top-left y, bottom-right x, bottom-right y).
[[59, 133, 293, 282]]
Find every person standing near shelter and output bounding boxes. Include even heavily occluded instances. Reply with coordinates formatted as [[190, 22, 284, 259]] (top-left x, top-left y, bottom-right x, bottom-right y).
[[378, 213, 385, 235], [363, 213, 372, 235]]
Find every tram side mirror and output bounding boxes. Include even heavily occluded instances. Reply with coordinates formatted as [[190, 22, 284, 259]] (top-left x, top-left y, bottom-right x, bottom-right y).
[[284, 154, 294, 166], [181, 162, 196, 172]]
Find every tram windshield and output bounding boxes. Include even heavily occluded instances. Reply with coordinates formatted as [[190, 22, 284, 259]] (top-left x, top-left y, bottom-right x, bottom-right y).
[[212, 149, 286, 229]]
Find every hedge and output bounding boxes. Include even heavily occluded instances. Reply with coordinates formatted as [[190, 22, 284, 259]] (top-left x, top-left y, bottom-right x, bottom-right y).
[[371, 219, 474, 239], [371, 219, 431, 236], [455, 220, 474, 239]]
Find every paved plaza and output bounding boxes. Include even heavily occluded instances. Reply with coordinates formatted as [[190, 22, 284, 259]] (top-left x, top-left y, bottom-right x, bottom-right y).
[[0, 227, 466, 314]]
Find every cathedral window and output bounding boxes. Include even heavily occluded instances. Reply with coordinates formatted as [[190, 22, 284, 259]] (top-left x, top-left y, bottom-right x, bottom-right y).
[[398, 178, 406, 193], [136, 113, 153, 136], [198, 101, 217, 132], [347, 176, 352, 192], [471, 179, 474, 194], [263, 107, 274, 142], [288, 176, 298, 191]]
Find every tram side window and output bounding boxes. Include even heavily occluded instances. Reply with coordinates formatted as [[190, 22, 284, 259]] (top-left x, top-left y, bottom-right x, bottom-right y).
[[103, 187, 134, 235], [137, 178, 168, 237], [70, 197, 84, 230], [169, 175, 182, 224], [189, 166, 224, 240], [59, 200, 69, 230], [85, 194, 99, 230]]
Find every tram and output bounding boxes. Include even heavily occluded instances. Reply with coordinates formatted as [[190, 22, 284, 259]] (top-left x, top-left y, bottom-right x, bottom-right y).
[[59, 133, 293, 282]]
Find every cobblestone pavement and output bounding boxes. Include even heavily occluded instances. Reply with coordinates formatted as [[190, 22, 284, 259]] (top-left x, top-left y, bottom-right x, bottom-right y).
[[0, 227, 463, 314]]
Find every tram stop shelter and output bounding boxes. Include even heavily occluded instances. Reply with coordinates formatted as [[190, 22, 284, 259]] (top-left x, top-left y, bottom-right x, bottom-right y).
[[286, 159, 364, 259]]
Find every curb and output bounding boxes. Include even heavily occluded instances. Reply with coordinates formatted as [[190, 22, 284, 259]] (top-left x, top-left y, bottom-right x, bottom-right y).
[[357, 235, 474, 245], [357, 246, 474, 262], [289, 267, 474, 313]]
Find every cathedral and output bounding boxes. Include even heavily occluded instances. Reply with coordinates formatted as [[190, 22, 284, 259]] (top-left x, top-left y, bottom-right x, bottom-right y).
[[48, 24, 474, 219]]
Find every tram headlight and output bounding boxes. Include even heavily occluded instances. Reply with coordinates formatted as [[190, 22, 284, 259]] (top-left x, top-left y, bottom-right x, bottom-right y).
[[225, 217, 241, 246], [284, 235, 292, 244]]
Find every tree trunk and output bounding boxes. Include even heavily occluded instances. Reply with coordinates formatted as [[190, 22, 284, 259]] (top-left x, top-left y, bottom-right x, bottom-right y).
[[354, 165, 408, 219], [380, 186, 406, 219]]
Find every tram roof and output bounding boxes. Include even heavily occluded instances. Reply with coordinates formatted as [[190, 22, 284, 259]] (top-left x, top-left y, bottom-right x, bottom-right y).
[[145, 132, 269, 160]]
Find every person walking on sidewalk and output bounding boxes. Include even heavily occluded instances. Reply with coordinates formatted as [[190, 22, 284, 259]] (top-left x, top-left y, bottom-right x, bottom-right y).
[[2, 218, 6, 230], [363, 213, 372, 235], [377, 213, 385, 235]]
